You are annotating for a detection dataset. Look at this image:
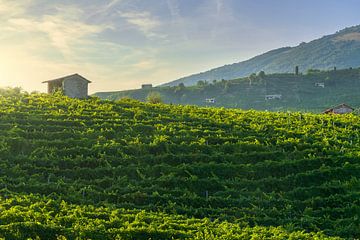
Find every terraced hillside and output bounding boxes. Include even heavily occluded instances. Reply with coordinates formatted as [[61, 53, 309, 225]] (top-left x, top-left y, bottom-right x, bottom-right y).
[[95, 67, 360, 112], [0, 92, 359, 239]]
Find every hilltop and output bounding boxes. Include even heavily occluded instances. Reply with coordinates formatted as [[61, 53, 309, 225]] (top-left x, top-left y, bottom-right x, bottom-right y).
[[0, 92, 359, 239], [162, 25, 360, 87], [94, 67, 360, 112]]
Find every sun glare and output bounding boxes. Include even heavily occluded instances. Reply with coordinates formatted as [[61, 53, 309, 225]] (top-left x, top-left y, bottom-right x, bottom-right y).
[[0, 65, 11, 88]]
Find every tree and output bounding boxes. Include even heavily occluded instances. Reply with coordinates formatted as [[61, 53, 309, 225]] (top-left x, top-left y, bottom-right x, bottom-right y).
[[258, 71, 266, 78], [146, 92, 162, 104], [178, 83, 185, 88], [223, 82, 230, 93], [0, 87, 27, 98], [249, 73, 257, 86], [197, 80, 205, 87], [175, 83, 185, 94]]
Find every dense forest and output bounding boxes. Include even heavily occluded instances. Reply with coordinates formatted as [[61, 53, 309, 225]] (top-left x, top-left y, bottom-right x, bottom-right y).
[[95, 67, 360, 112], [0, 90, 359, 239]]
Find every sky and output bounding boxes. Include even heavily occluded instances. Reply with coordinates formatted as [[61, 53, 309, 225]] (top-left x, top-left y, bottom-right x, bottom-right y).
[[0, 0, 359, 93]]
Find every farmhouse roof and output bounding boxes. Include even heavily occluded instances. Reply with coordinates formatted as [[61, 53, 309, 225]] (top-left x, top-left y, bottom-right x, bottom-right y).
[[42, 73, 91, 83], [323, 103, 354, 113]]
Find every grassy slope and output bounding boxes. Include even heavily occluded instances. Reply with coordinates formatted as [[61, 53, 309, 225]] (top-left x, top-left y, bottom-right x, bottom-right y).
[[0, 93, 359, 239], [95, 68, 360, 112]]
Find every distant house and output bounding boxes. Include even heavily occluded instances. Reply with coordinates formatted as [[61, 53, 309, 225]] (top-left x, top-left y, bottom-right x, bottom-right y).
[[323, 103, 354, 114], [265, 94, 282, 100], [315, 82, 325, 88], [142, 84, 153, 89], [42, 73, 91, 99], [205, 98, 216, 103]]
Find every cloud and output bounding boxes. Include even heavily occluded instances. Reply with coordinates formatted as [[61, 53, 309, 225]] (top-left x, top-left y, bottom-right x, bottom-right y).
[[216, 0, 224, 13], [0, 0, 273, 93], [166, 0, 189, 41], [118, 10, 166, 40], [6, 5, 109, 59], [167, 0, 181, 19], [0, 0, 29, 17], [105, 0, 123, 11], [87, 0, 123, 22], [0, 1, 137, 92], [0, 0, 171, 92], [162, 0, 238, 44]]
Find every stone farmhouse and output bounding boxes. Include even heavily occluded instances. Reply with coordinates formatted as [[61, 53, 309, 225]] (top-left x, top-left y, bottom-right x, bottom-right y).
[[141, 84, 153, 89], [323, 103, 354, 114], [43, 74, 91, 99]]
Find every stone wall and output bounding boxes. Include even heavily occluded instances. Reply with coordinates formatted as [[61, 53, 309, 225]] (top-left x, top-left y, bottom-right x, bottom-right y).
[[63, 77, 89, 99], [333, 106, 353, 114]]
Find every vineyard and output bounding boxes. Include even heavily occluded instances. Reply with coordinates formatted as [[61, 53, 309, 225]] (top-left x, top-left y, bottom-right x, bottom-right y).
[[0, 92, 359, 239]]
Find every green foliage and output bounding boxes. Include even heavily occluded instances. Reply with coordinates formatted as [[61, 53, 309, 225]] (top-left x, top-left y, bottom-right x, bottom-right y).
[[258, 71, 266, 78], [0, 93, 359, 238], [0, 195, 341, 240], [0, 87, 27, 98], [178, 83, 185, 88], [307, 69, 323, 75], [197, 80, 206, 87], [52, 88, 65, 96], [146, 91, 163, 104]]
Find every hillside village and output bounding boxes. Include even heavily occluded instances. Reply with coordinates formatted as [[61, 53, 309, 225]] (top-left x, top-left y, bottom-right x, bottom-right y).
[[94, 67, 360, 113]]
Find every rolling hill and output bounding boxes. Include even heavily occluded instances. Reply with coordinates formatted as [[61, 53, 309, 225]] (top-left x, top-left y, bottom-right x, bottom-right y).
[[0, 91, 359, 239], [94, 67, 360, 112], [162, 25, 360, 87]]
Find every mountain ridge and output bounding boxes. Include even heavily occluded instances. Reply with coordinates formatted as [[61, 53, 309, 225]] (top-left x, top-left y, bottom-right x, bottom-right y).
[[162, 25, 360, 87]]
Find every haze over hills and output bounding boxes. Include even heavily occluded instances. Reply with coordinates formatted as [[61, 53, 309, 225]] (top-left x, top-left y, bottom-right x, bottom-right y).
[[162, 25, 360, 87]]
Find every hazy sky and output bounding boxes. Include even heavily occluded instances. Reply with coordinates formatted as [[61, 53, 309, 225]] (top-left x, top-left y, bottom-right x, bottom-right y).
[[0, 0, 359, 93]]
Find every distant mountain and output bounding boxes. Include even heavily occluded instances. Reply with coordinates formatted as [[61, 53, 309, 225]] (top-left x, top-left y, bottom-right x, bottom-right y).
[[163, 25, 360, 87]]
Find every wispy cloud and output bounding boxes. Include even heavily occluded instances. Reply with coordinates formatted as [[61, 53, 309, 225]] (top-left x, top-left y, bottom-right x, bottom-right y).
[[105, 0, 123, 11], [0, 0, 29, 17], [118, 10, 166, 40], [0, 1, 145, 91], [0, 0, 247, 92], [6, 5, 109, 58], [215, 0, 224, 14], [166, 0, 188, 41], [87, 0, 123, 22], [212, 0, 231, 40], [167, 0, 181, 19]]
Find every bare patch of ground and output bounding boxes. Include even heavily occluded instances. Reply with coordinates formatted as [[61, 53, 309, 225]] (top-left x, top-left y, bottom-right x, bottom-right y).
[[334, 32, 360, 42]]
